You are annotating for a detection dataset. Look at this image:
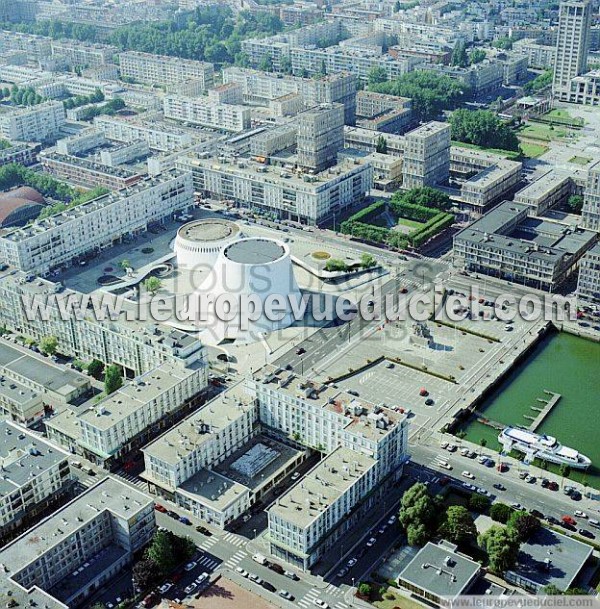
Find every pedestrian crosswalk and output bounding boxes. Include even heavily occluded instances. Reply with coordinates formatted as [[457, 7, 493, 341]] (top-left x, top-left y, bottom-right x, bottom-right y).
[[298, 587, 349, 609], [115, 470, 148, 491], [221, 531, 247, 548], [196, 554, 220, 572], [223, 550, 247, 570], [198, 536, 218, 551]]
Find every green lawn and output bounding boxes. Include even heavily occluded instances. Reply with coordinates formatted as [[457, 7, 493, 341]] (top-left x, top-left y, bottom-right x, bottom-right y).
[[542, 108, 584, 127], [518, 141, 548, 158], [519, 122, 568, 141], [568, 156, 592, 166], [396, 217, 424, 230]]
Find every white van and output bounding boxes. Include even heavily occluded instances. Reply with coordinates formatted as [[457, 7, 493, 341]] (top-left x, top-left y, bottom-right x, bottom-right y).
[[252, 553, 268, 565]]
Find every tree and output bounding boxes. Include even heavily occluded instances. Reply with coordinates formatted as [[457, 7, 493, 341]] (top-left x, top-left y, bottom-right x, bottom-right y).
[[469, 49, 486, 64], [479, 438, 487, 454], [40, 335, 58, 356], [407, 523, 430, 546], [490, 503, 513, 524], [144, 276, 162, 295], [468, 493, 491, 513], [368, 66, 388, 87], [360, 253, 376, 268], [542, 584, 564, 595], [507, 512, 540, 542], [87, 359, 105, 380], [146, 530, 179, 575], [132, 557, 161, 591], [104, 364, 123, 395], [559, 463, 571, 482], [523, 70, 553, 94], [567, 195, 584, 214], [398, 483, 439, 546], [119, 259, 132, 274], [392, 187, 452, 211], [440, 505, 477, 546], [478, 526, 520, 575], [449, 108, 520, 152], [493, 36, 513, 50], [450, 41, 468, 68], [370, 70, 467, 121], [376, 135, 388, 154], [357, 582, 372, 597]]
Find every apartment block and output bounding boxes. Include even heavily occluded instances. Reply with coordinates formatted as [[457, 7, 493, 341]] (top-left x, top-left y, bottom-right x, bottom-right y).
[[453, 201, 597, 291], [460, 159, 523, 214], [40, 152, 143, 191], [0, 142, 39, 167], [583, 160, 600, 230], [177, 154, 373, 225], [47, 361, 207, 467], [297, 103, 345, 172], [553, 0, 592, 101], [56, 129, 107, 156], [222, 68, 357, 125], [577, 242, 600, 304], [51, 40, 117, 68], [250, 124, 298, 158], [0, 272, 205, 376], [0, 421, 72, 543], [514, 170, 573, 216], [118, 51, 214, 89], [0, 170, 192, 276], [94, 115, 193, 152], [0, 339, 90, 426], [250, 366, 409, 570], [402, 122, 451, 189], [0, 101, 65, 142], [207, 83, 244, 106], [163, 95, 251, 132], [356, 91, 413, 134], [0, 30, 52, 60], [0, 476, 154, 609], [568, 69, 600, 105]]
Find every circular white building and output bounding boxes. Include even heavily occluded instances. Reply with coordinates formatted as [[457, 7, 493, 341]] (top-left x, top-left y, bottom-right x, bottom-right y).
[[186, 237, 301, 343], [174, 219, 242, 268]]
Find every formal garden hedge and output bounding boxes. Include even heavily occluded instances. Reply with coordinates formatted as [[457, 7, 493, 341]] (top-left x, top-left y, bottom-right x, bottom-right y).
[[340, 197, 454, 250]]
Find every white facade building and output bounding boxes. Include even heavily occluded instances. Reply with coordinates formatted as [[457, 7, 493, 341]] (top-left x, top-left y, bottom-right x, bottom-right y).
[[163, 95, 251, 132], [0, 100, 65, 142]]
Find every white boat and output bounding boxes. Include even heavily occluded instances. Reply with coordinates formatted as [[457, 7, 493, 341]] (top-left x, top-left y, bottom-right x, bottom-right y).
[[498, 427, 591, 469]]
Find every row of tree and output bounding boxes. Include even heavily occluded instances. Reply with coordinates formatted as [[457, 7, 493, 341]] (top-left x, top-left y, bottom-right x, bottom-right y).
[[1, 7, 282, 67], [76, 97, 126, 122], [0, 85, 45, 106], [63, 88, 105, 110], [449, 108, 521, 152], [370, 71, 468, 122]]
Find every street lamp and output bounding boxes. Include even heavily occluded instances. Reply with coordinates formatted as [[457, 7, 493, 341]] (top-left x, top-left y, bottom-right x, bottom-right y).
[[253, 528, 257, 539]]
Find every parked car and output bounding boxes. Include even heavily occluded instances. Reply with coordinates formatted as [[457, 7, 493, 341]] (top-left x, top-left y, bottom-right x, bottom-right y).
[[158, 583, 173, 594], [184, 561, 197, 572], [579, 529, 595, 539], [179, 516, 192, 525], [461, 471, 475, 479], [337, 567, 349, 578], [262, 581, 276, 592], [235, 567, 248, 578], [248, 574, 263, 585], [366, 537, 377, 547], [167, 510, 179, 519], [154, 504, 167, 513], [493, 483, 506, 491], [562, 515, 577, 526], [284, 570, 299, 580], [574, 510, 588, 518], [184, 583, 197, 595], [314, 600, 329, 609], [530, 509, 544, 519], [279, 590, 294, 601], [196, 525, 212, 536], [347, 558, 357, 567]]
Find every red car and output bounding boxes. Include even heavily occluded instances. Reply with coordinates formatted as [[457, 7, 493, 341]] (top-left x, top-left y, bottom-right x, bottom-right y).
[[154, 504, 167, 513], [562, 515, 577, 526]]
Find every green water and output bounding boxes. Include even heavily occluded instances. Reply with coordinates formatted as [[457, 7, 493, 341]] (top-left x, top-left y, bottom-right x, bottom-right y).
[[457, 331, 600, 489]]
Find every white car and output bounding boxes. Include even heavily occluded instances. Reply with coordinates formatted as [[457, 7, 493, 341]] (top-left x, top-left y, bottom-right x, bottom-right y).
[[461, 471, 475, 479], [574, 511, 588, 519], [184, 583, 197, 595], [314, 600, 330, 609], [236, 567, 248, 578], [347, 558, 357, 567], [291, 472, 300, 481], [440, 442, 449, 450], [446, 444, 457, 452], [366, 537, 377, 547], [158, 583, 173, 594], [387, 515, 397, 525], [184, 561, 197, 572], [477, 487, 490, 496]]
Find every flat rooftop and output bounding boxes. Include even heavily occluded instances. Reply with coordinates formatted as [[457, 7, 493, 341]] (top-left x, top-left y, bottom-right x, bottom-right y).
[[399, 540, 481, 600], [255, 364, 407, 443], [142, 382, 254, 466], [178, 467, 249, 512], [0, 421, 69, 498], [508, 527, 592, 591], [224, 239, 285, 264], [268, 446, 376, 529], [78, 362, 202, 432], [177, 219, 240, 243]]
